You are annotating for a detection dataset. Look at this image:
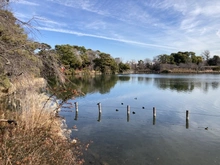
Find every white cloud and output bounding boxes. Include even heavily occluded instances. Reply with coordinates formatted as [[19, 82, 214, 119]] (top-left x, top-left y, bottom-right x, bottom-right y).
[[37, 27, 176, 50], [11, 0, 39, 6], [13, 12, 29, 20], [199, 28, 207, 35], [35, 16, 66, 27], [180, 17, 200, 32], [216, 30, 220, 38], [198, 4, 220, 16], [47, 0, 110, 16], [84, 21, 107, 30]]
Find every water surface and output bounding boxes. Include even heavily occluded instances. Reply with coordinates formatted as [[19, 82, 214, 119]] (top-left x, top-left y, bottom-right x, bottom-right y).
[[60, 74, 220, 165]]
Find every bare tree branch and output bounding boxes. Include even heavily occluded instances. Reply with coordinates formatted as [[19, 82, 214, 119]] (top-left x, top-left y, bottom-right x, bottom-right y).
[[0, 54, 10, 65]]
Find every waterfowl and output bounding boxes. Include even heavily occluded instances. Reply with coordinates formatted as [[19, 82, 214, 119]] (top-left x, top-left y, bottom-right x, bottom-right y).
[[132, 111, 135, 114], [142, 107, 145, 109], [72, 125, 77, 129], [71, 139, 77, 144], [121, 103, 123, 105], [116, 109, 119, 111], [205, 127, 208, 130]]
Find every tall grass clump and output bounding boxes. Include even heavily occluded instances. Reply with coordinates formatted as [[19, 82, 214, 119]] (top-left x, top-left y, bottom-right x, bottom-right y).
[[0, 75, 83, 165]]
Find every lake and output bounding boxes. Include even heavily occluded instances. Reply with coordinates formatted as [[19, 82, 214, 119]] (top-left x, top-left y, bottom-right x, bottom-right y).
[[60, 74, 220, 165]]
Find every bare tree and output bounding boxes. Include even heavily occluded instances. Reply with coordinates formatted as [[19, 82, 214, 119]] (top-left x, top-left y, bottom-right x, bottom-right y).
[[201, 50, 210, 61], [0, 0, 9, 9], [144, 58, 152, 64]]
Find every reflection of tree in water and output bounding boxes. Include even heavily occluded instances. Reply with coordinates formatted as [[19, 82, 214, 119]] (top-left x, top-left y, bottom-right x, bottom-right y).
[[138, 77, 144, 82], [68, 74, 119, 95], [154, 78, 219, 92], [63, 75, 117, 95], [126, 75, 153, 84], [93, 75, 118, 94], [118, 76, 130, 81], [48, 75, 123, 99], [154, 78, 194, 92], [212, 82, 219, 89], [50, 75, 220, 99], [170, 81, 194, 92]]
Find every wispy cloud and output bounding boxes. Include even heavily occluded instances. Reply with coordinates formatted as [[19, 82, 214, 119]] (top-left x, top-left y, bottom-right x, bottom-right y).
[[11, 0, 39, 6], [35, 16, 67, 28], [216, 30, 220, 38], [180, 17, 200, 32], [13, 12, 30, 20], [37, 27, 176, 50], [84, 21, 107, 30], [47, 0, 155, 28]]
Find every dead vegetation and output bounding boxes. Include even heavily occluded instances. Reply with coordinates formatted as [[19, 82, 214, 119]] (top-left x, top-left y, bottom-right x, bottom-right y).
[[0, 76, 84, 165]]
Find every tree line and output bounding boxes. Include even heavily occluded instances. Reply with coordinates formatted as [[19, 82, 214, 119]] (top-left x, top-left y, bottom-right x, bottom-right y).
[[37, 43, 130, 76], [38, 44, 220, 78], [134, 50, 220, 73]]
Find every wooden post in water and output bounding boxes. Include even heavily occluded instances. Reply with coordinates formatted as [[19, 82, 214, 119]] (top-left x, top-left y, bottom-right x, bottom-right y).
[[127, 105, 130, 114], [127, 105, 130, 122], [97, 103, 102, 122], [74, 102, 78, 112], [153, 107, 156, 117], [186, 110, 189, 128], [186, 110, 189, 120], [74, 102, 78, 120], [97, 102, 102, 113]]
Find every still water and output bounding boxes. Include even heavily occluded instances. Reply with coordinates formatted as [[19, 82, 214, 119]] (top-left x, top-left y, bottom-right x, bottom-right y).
[[60, 74, 220, 165]]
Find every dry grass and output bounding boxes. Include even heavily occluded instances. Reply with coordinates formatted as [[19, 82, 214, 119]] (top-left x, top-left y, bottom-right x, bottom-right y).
[[0, 76, 83, 165]]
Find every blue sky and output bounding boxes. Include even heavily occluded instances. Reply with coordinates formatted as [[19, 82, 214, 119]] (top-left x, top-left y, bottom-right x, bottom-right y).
[[9, 0, 220, 62]]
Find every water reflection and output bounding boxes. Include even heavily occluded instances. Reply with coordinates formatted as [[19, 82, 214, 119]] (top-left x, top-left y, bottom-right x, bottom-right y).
[[71, 74, 119, 95], [186, 119, 189, 129], [52, 74, 220, 100], [153, 116, 156, 125], [154, 78, 195, 92], [48, 75, 120, 100], [62, 74, 220, 165], [74, 111, 78, 120], [97, 112, 101, 122], [127, 113, 130, 122], [154, 78, 219, 92], [118, 75, 130, 81]]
